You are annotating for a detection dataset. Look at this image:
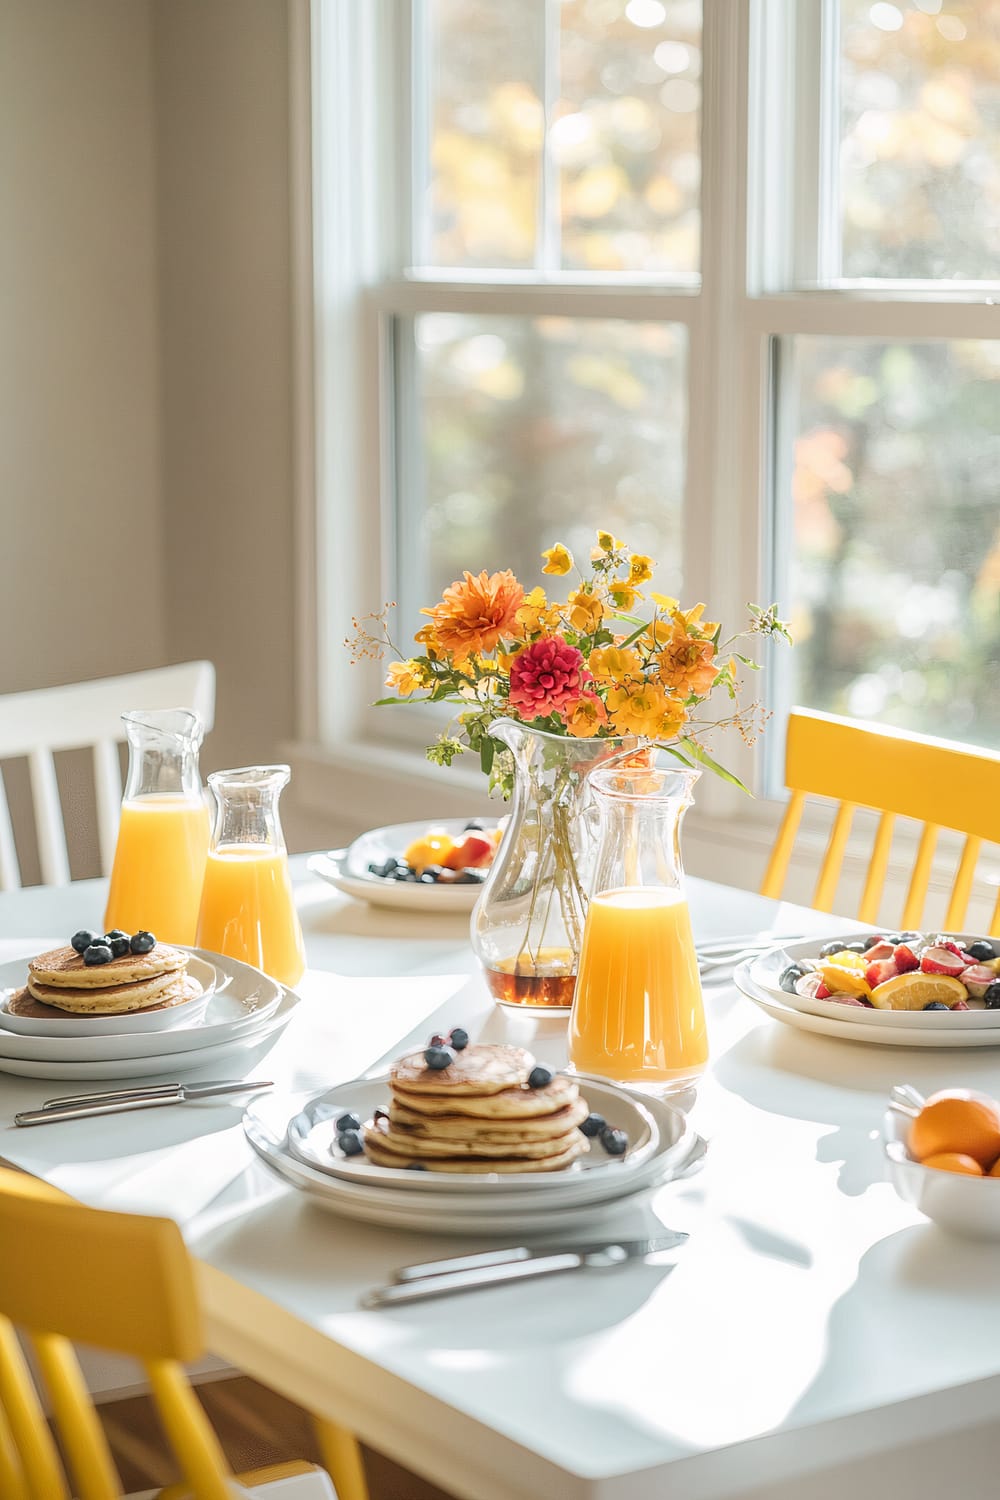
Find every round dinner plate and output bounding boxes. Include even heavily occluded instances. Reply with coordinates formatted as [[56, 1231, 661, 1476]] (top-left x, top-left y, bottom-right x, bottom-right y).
[[284, 1075, 663, 1198], [308, 817, 495, 912], [0, 953, 217, 1037], [0, 950, 284, 1062], [735, 961, 1000, 1049], [244, 1085, 704, 1235], [750, 934, 1000, 1031], [0, 986, 299, 1079]]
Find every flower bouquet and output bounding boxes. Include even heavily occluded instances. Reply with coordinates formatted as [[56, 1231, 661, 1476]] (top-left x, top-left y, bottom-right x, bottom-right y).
[[350, 532, 789, 1008]]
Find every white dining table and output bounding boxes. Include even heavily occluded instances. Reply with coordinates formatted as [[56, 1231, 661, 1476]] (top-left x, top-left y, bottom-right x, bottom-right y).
[[3, 859, 1000, 1500]]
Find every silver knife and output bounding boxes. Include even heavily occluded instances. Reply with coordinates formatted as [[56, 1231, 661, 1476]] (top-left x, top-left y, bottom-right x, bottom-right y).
[[14, 1079, 274, 1127], [394, 1230, 688, 1282], [361, 1237, 681, 1308]]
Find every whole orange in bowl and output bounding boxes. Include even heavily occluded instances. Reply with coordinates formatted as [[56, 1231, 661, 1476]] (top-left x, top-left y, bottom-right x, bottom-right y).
[[908, 1089, 1000, 1171], [920, 1152, 984, 1176]]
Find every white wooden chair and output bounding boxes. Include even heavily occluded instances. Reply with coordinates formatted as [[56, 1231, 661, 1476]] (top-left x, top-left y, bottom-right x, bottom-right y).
[[0, 662, 215, 891]]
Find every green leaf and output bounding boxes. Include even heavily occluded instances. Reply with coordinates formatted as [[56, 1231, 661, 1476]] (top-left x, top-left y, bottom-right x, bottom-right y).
[[373, 694, 431, 706], [480, 737, 495, 776], [655, 741, 696, 768], [679, 737, 753, 795]]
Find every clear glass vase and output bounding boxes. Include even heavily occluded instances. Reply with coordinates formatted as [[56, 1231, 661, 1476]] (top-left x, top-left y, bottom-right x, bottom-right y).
[[104, 709, 209, 945], [569, 750, 708, 1094], [471, 718, 631, 1012]]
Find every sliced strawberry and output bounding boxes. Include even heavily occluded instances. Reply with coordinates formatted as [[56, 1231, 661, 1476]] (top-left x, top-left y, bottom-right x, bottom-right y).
[[865, 958, 899, 989], [862, 940, 895, 962], [951, 999, 971, 1011], [893, 943, 919, 973], [833, 996, 867, 1007], [815, 981, 832, 999], [936, 939, 966, 958], [920, 945, 967, 977], [960, 964, 995, 998]]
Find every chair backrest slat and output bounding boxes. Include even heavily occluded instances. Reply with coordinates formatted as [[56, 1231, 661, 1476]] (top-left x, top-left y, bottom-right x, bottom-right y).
[[144, 1359, 235, 1500], [858, 811, 895, 925], [31, 1333, 121, 1500], [0, 1318, 69, 1500], [760, 788, 805, 901], [812, 802, 855, 912], [0, 768, 21, 893], [27, 750, 69, 887], [944, 836, 982, 933], [901, 823, 939, 931], [0, 1400, 29, 1500]]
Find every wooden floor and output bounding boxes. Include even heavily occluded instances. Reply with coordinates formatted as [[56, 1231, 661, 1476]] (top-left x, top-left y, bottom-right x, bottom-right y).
[[95, 1375, 455, 1500]]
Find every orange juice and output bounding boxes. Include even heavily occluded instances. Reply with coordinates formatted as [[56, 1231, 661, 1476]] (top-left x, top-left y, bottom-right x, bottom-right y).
[[104, 796, 210, 945], [569, 887, 708, 1090], [196, 848, 305, 986]]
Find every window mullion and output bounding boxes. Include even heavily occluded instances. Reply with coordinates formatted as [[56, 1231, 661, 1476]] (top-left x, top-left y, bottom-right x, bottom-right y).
[[539, 0, 560, 277]]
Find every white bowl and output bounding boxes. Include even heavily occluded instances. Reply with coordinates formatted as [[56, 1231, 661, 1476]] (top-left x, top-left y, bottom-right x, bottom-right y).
[[0, 953, 216, 1037], [883, 1104, 1000, 1240], [308, 817, 498, 912]]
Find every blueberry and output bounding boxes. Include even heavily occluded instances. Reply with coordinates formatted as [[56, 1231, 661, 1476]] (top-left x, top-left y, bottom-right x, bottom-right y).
[[424, 1045, 455, 1070], [600, 1127, 629, 1156], [336, 1111, 361, 1133], [104, 931, 130, 958], [381, 856, 400, 873], [923, 1001, 950, 1011], [968, 940, 996, 962], [779, 963, 804, 994], [843, 941, 868, 955], [83, 943, 113, 966], [129, 931, 155, 954], [421, 865, 446, 883], [390, 866, 412, 881], [819, 940, 846, 958], [985, 982, 1000, 1010], [463, 819, 487, 831], [528, 1065, 553, 1090], [449, 1027, 469, 1051], [71, 929, 100, 955], [579, 1112, 606, 1138], [337, 1129, 364, 1157], [408, 1162, 428, 1171]]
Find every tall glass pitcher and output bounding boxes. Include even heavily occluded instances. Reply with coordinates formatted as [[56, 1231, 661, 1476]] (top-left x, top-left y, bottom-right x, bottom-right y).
[[104, 709, 209, 944], [195, 765, 305, 986], [569, 752, 708, 1094]]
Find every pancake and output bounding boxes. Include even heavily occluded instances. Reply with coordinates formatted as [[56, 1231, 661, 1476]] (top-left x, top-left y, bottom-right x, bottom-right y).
[[28, 944, 186, 989], [363, 1132, 588, 1174], [6, 978, 203, 1021], [363, 1114, 585, 1160], [390, 1042, 532, 1097], [19, 973, 203, 1017], [391, 1075, 578, 1120], [388, 1095, 588, 1143]]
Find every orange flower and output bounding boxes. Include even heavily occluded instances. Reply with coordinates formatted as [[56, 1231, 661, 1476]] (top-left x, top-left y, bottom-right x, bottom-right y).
[[565, 588, 604, 634], [587, 645, 643, 683], [657, 622, 718, 697], [563, 693, 609, 737], [421, 570, 524, 663], [606, 682, 688, 739]]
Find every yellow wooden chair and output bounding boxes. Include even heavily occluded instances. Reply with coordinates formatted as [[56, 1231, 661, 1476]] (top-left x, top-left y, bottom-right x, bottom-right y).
[[761, 708, 1000, 931], [0, 1168, 369, 1500]]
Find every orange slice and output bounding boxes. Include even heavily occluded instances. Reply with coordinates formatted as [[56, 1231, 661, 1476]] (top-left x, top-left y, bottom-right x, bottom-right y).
[[868, 973, 966, 1011], [822, 950, 867, 972], [817, 963, 872, 999]]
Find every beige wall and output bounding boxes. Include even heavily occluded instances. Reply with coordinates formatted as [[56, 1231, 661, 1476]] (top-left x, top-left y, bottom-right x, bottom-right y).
[[0, 0, 166, 690], [1, 0, 297, 780]]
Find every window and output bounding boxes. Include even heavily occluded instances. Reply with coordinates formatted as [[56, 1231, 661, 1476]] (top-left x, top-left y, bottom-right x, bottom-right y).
[[309, 0, 1000, 820]]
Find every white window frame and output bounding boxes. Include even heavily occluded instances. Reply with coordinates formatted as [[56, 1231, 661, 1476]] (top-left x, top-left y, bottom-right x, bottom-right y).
[[290, 0, 1000, 905]]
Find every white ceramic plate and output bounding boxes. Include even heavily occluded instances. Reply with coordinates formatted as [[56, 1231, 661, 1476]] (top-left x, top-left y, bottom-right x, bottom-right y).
[[0, 951, 284, 1062], [751, 934, 1000, 1030], [0, 953, 217, 1037], [736, 961, 1000, 1049], [0, 986, 299, 1080], [244, 1088, 704, 1235], [308, 818, 497, 912], [284, 1075, 662, 1197], [883, 1105, 1000, 1239]]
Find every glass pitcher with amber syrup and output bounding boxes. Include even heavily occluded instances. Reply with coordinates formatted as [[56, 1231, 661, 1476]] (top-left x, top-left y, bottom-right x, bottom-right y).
[[569, 752, 708, 1095], [195, 765, 306, 987], [104, 709, 210, 945]]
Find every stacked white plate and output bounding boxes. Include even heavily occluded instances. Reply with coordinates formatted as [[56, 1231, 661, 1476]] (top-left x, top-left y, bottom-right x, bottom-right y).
[[0, 948, 299, 1079], [244, 1076, 706, 1235]]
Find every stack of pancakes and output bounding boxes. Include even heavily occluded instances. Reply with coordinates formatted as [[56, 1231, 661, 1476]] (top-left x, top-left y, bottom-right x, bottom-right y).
[[362, 1042, 590, 1173], [9, 944, 200, 1020]]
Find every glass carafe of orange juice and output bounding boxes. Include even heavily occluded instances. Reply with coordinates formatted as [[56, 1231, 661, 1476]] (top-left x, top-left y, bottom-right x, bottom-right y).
[[104, 709, 210, 945], [195, 765, 305, 987], [569, 753, 708, 1095]]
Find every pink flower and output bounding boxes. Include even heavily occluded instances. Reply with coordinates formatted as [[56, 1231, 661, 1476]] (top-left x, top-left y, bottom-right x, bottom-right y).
[[508, 635, 591, 720]]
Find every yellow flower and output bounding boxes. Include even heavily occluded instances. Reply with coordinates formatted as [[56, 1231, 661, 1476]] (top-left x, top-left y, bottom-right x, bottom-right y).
[[413, 623, 444, 660], [596, 530, 625, 553], [649, 591, 678, 610], [587, 645, 643, 683], [606, 682, 688, 739], [672, 603, 719, 639], [628, 554, 654, 586], [542, 543, 573, 576], [609, 584, 641, 612], [564, 694, 609, 737], [515, 586, 561, 636], [566, 587, 604, 634], [384, 659, 425, 696]]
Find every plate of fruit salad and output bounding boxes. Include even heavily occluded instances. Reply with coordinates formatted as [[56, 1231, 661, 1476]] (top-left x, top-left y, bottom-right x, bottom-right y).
[[750, 932, 1000, 1030], [307, 818, 504, 912]]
